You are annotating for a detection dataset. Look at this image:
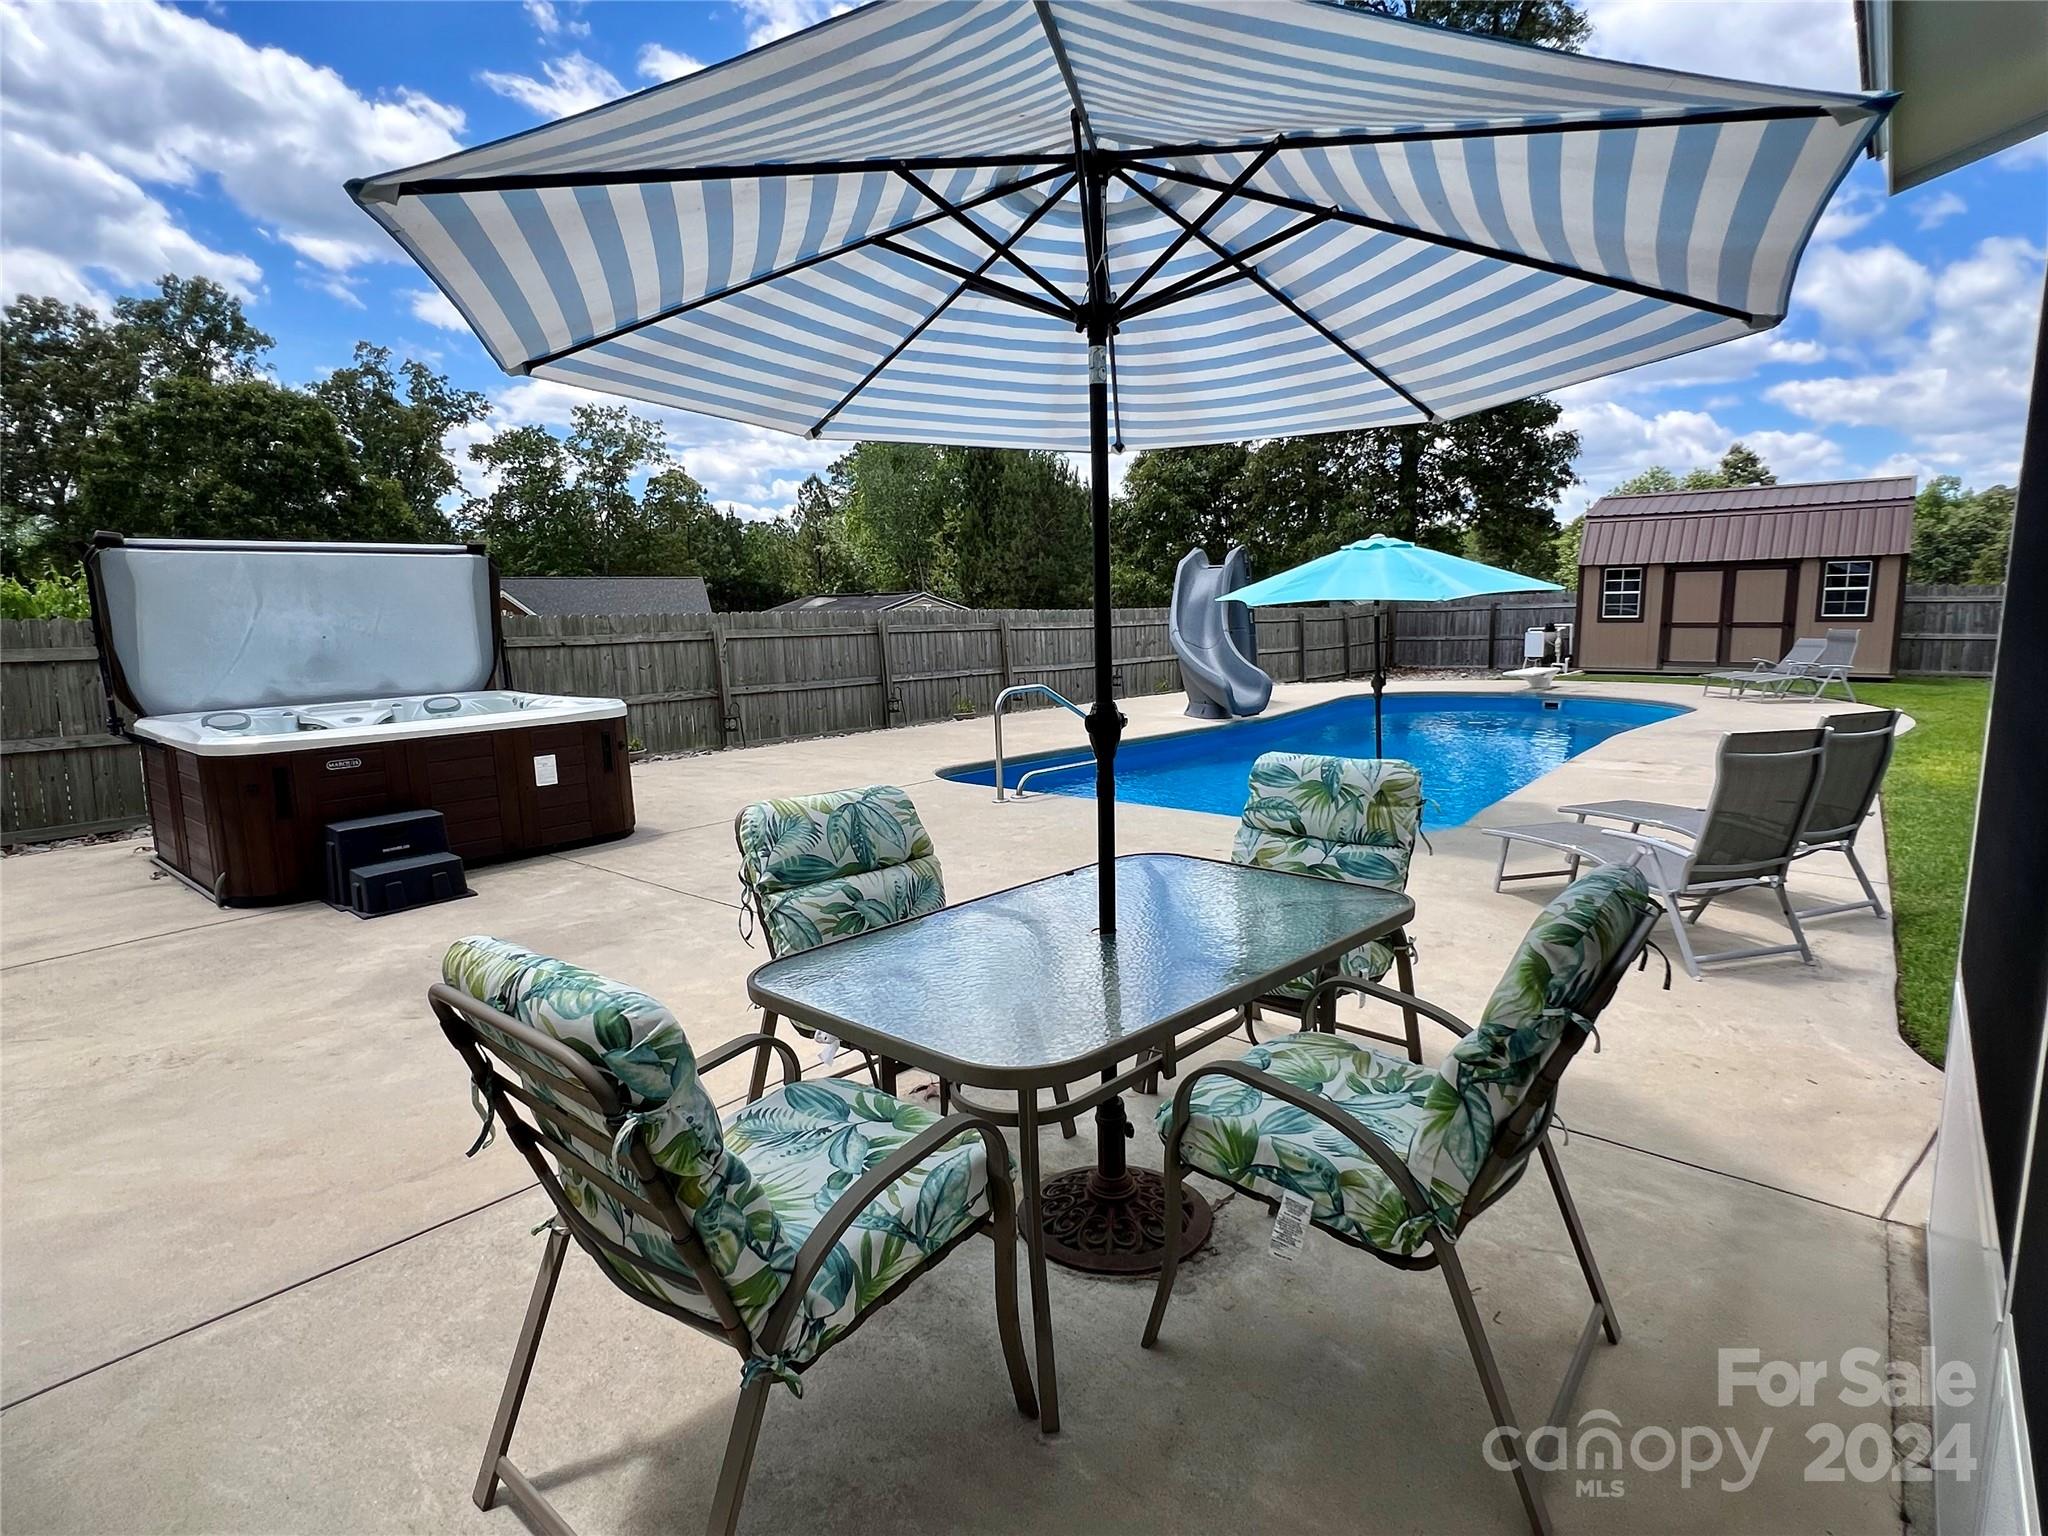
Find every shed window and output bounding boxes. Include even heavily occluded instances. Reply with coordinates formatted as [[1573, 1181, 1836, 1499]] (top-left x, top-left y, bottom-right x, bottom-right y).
[[1820, 559, 1874, 620], [1599, 566, 1644, 620]]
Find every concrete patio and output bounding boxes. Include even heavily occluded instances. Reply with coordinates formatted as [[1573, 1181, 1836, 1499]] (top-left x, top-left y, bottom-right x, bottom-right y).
[[0, 677, 1940, 1534]]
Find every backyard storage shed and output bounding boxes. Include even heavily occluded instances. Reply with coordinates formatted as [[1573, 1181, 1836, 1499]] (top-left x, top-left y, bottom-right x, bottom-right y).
[[1574, 476, 1916, 677]]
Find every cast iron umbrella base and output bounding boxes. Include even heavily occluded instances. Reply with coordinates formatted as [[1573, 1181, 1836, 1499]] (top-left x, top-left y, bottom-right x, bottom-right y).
[[1038, 1089, 1213, 1274]]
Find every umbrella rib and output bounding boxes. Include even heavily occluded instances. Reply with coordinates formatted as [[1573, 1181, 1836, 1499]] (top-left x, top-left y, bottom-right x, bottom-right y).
[[1032, 0, 1096, 150], [384, 152, 1066, 197], [808, 175, 1077, 438], [1134, 160, 1765, 325], [872, 238, 1075, 321], [1116, 170, 1438, 422], [1118, 210, 1329, 321], [892, 165, 1078, 315], [1113, 144, 1278, 312], [518, 166, 1068, 374]]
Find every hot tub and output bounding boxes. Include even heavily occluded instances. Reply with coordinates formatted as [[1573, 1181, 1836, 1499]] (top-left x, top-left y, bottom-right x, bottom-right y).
[[88, 535, 636, 905]]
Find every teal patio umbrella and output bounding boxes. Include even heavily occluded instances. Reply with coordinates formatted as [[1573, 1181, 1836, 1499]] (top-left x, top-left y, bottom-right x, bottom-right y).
[[1222, 535, 1563, 755]]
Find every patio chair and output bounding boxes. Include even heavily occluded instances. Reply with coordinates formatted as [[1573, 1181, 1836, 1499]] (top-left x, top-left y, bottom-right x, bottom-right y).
[[432, 937, 1036, 1536], [1144, 866, 1660, 1536], [1557, 708, 1898, 921], [1800, 627, 1861, 702], [1229, 751, 1424, 1059], [734, 784, 1078, 1133], [1482, 727, 1829, 979], [1700, 636, 1824, 698]]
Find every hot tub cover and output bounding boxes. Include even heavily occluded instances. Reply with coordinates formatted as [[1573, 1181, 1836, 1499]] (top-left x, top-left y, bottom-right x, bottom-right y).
[[89, 537, 501, 718]]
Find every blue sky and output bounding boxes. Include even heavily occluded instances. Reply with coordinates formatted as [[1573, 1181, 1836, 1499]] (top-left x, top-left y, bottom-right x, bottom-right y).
[[2, 0, 2043, 521]]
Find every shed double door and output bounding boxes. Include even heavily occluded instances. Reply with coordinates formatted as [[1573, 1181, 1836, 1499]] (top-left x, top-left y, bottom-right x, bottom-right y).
[[1660, 563, 1798, 668]]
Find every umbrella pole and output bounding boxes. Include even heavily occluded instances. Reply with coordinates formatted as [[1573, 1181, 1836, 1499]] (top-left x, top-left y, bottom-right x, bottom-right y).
[[1080, 157, 1122, 936], [1373, 602, 1386, 757]]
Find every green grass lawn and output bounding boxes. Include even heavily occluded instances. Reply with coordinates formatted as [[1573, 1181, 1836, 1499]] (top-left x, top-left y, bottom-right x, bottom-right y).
[[1565, 674, 1991, 1065]]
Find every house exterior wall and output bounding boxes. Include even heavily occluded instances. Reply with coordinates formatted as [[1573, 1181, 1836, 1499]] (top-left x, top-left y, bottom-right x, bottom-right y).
[[1576, 552, 1904, 675]]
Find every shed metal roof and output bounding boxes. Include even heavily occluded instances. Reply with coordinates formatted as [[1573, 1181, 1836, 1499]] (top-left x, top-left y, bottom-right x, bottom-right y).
[[499, 575, 712, 616], [768, 592, 966, 613], [1579, 477, 1915, 567]]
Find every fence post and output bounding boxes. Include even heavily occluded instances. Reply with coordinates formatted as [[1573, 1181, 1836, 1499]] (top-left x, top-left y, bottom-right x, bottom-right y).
[[1297, 612, 1308, 680], [708, 616, 738, 747], [874, 614, 894, 725], [1342, 608, 1353, 679], [997, 615, 1015, 691], [1486, 602, 1499, 670]]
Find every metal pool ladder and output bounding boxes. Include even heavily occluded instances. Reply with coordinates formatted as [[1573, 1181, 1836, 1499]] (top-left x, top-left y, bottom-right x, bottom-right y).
[[991, 684, 1086, 801]]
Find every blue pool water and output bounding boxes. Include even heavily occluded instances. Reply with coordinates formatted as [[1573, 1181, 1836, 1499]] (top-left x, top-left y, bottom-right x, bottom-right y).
[[941, 692, 1688, 826]]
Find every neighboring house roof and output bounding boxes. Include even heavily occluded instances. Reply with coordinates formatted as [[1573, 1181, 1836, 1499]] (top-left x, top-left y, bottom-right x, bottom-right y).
[[498, 575, 712, 616], [769, 592, 967, 612], [1579, 477, 1917, 567]]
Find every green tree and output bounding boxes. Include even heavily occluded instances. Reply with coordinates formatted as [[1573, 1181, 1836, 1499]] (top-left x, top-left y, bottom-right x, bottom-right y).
[[1550, 516, 1583, 589], [1910, 476, 2015, 585], [1, 296, 140, 568], [313, 343, 489, 539], [943, 447, 1091, 607], [833, 442, 953, 592], [1615, 441, 1776, 496], [114, 274, 272, 385], [1350, 0, 1590, 49], [1715, 441, 1775, 487], [77, 376, 417, 544], [565, 406, 668, 575], [461, 425, 584, 572], [1612, 465, 1680, 494], [785, 473, 871, 594], [1109, 442, 1253, 603]]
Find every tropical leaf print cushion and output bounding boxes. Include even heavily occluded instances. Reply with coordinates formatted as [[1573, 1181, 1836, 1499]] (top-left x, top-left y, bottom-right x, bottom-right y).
[[736, 785, 946, 956], [1231, 752, 1423, 996], [1163, 866, 1650, 1255]]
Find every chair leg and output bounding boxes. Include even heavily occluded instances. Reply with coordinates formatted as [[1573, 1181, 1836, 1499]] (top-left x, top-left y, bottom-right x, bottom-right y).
[[1658, 892, 1704, 980], [1438, 1242, 1555, 1536], [985, 1180, 1039, 1418], [1140, 1146, 1187, 1349], [1242, 1003, 1259, 1045], [475, 1225, 569, 1512], [1050, 1081, 1078, 1140], [1539, 1137, 1620, 1345], [747, 1011, 781, 1104], [1773, 878, 1817, 965], [1845, 845, 1887, 918], [705, 1378, 773, 1536]]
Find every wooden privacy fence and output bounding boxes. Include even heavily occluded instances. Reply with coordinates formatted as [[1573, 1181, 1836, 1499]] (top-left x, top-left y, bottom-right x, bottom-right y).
[[1, 585, 2006, 844]]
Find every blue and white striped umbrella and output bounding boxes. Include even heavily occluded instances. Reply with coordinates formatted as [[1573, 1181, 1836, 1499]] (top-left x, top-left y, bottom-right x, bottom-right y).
[[349, 0, 1890, 932], [349, 0, 1887, 450]]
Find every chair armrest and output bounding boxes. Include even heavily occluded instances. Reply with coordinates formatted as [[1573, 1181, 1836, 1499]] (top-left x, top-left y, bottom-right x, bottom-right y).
[[1160, 1059, 1434, 1219], [697, 1032, 803, 1088], [1303, 974, 1473, 1038], [755, 1111, 1014, 1355]]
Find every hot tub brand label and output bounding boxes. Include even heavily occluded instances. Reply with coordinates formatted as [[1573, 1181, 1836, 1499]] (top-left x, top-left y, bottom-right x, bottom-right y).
[[325, 757, 363, 772], [534, 753, 558, 787]]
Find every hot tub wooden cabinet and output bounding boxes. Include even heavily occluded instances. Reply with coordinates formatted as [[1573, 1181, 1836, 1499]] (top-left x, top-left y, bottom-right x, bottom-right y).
[[88, 534, 636, 906]]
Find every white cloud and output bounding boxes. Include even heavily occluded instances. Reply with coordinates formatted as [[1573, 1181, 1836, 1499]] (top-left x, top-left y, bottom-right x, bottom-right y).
[[636, 43, 703, 82], [407, 287, 468, 331], [1555, 329, 1828, 404], [0, 0, 473, 319], [1582, 0, 1858, 89], [1768, 236, 2044, 483], [1791, 242, 1933, 340], [480, 52, 626, 119], [1556, 398, 1845, 516], [1812, 183, 1882, 245], [736, 0, 852, 49], [1910, 189, 1967, 231], [0, 126, 264, 306], [0, 0, 465, 297], [522, 0, 588, 40]]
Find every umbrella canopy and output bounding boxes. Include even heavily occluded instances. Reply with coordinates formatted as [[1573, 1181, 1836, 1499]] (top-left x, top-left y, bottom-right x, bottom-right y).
[[349, 0, 1890, 931], [1221, 536, 1563, 607], [1220, 534, 1563, 754]]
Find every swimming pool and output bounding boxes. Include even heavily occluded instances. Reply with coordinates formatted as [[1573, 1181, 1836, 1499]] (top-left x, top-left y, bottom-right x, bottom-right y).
[[940, 692, 1688, 826]]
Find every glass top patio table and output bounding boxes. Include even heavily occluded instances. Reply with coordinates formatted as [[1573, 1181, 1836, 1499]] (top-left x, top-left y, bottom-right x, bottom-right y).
[[746, 851, 1415, 1088]]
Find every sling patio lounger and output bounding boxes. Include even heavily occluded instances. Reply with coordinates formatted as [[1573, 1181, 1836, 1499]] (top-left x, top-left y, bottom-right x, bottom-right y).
[[1701, 636, 1824, 698], [1557, 708, 1899, 922], [1483, 728, 1829, 979]]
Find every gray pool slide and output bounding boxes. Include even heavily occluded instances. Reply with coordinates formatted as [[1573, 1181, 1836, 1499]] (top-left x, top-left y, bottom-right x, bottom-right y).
[[1169, 545, 1273, 719]]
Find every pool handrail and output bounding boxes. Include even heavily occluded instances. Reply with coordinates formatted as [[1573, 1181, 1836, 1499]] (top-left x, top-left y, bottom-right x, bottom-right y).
[[992, 684, 1086, 801]]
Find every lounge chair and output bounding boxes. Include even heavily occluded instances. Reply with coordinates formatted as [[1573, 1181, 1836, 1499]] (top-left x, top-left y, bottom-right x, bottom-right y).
[[1558, 708, 1898, 920], [1144, 866, 1660, 1536], [1229, 751, 1425, 1057], [1802, 627, 1861, 702], [1482, 728, 1829, 979], [734, 784, 1078, 1133], [1701, 636, 1824, 698], [432, 938, 1036, 1536]]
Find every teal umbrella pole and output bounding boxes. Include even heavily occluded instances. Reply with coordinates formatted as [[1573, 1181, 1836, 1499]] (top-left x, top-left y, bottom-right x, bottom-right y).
[[1222, 537, 1563, 760]]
